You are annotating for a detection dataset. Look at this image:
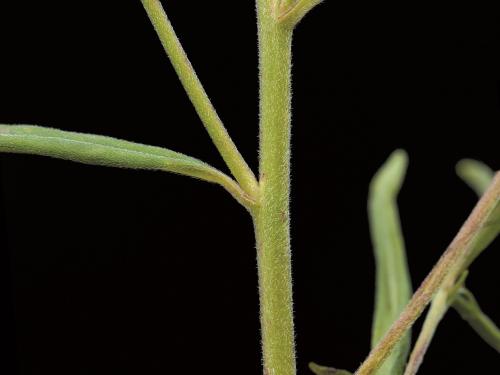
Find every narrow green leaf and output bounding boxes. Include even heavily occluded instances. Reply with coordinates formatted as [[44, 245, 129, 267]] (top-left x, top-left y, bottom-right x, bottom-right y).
[[309, 362, 353, 375], [368, 149, 412, 375], [456, 159, 495, 196], [0, 125, 253, 207], [452, 288, 500, 353]]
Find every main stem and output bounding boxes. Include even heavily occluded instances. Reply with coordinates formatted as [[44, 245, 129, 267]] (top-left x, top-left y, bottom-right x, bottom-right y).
[[253, 2, 295, 375]]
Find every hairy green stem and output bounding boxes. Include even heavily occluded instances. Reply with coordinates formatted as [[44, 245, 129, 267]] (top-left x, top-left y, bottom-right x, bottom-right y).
[[253, 1, 295, 375], [140, 0, 258, 197]]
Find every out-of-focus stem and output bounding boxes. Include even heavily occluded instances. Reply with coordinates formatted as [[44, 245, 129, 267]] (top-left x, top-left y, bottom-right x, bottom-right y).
[[355, 173, 500, 375]]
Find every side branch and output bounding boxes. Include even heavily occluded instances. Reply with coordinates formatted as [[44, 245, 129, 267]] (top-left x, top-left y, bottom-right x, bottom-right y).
[[140, 0, 258, 197]]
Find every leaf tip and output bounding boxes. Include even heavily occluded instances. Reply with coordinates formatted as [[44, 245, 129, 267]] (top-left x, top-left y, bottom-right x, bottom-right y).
[[389, 148, 409, 170], [371, 148, 409, 193], [456, 158, 494, 196]]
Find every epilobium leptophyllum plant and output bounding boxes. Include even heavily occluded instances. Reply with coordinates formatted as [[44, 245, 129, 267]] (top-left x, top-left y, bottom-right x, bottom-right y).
[[1, 1, 499, 374]]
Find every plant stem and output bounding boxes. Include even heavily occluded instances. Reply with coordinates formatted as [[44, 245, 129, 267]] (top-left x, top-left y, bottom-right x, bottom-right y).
[[402, 290, 448, 375], [253, 1, 295, 375], [405, 278, 500, 375], [140, 0, 258, 197]]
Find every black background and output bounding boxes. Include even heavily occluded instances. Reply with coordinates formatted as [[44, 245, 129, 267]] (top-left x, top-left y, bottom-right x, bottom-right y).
[[1, 1, 499, 374]]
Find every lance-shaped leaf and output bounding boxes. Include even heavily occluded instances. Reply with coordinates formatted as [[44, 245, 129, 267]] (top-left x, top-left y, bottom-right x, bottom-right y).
[[368, 150, 412, 375], [456, 159, 496, 196], [0, 125, 253, 207], [452, 288, 500, 353]]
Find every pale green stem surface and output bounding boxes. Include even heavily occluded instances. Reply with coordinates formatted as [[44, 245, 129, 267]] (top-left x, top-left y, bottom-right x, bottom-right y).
[[140, 0, 258, 197], [402, 291, 448, 375], [253, 1, 295, 375], [355, 172, 500, 375], [404, 161, 499, 375], [0, 124, 253, 207], [404, 281, 500, 375], [368, 150, 412, 375], [452, 288, 500, 353], [278, 0, 324, 27], [279, 0, 296, 11]]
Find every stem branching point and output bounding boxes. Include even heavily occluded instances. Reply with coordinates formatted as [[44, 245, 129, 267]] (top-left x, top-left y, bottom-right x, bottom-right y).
[[140, 0, 259, 199]]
